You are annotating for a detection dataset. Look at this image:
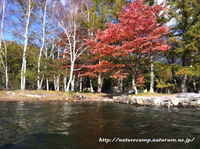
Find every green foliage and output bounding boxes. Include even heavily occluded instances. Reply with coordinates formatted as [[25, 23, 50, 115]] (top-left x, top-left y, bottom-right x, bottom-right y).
[[166, 0, 200, 65], [68, 91, 74, 97], [85, 0, 131, 30]]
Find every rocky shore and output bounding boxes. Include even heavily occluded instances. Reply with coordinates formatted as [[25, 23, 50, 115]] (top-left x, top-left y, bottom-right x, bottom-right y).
[[2, 91, 200, 108], [113, 93, 200, 107]]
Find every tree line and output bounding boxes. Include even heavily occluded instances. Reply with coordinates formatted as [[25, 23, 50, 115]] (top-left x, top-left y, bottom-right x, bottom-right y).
[[0, 0, 200, 94]]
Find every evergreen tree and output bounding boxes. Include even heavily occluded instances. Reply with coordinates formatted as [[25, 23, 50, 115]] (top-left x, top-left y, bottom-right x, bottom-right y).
[[87, 0, 131, 30], [166, 0, 200, 92]]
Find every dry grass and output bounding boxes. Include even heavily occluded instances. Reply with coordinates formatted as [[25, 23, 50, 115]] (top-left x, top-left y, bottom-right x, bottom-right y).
[[0, 90, 177, 101], [0, 90, 71, 101], [133, 92, 177, 97], [0, 90, 110, 101]]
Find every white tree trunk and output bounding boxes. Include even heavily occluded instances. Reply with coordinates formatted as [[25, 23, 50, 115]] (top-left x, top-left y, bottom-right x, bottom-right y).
[[0, 0, 5, 50], [79, 76, 82, 92], [132, 76, 138, 94], [90, 78, 94, 93], [0, 0, 5, 51], [64, 75, 67, 92], [0, 0, 7, 90], [46, 78, 49, 91], [71, 74, 75, 91], [5, 64, 8, 91], [66, 62, 74, 92], [54, 75, 60, 91], [54, 75, 56, 90], [21, 0, 32, 90], [5, 42, 8, 91], [56, 74, 60, 91], [37, 0, 48, 90], [149, 54, 154, 93], [55, 2, 88, 92]]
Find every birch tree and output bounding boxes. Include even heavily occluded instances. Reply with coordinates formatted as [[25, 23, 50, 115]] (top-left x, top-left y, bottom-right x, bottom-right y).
[[0, 0, 9, 91], [11, 0, 35, 90], [55, 0, 88, 92], [37, 0, 49, 90]]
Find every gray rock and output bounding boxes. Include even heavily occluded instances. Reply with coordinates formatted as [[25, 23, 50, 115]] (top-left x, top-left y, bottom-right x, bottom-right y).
[[118, 95, 127, 103], [197, 100, 200, 106], [151, 98, 161, 106], [143, 98, 152, 106], [177, 93, 200, 98], [182, 98, 190, 103], [126, 95, 132, 104], [112, 96, 119, 100], [26, 94, 41, 99], [190, 100, 197, 106], [136, 97, 144, 105], [77, 94, 83, 100], [179, 98, 190, 106], [160, 100, 170, 107], [170, 98, 180, 106], [181, 103, 190, 107], [130, 96, 137, 104]]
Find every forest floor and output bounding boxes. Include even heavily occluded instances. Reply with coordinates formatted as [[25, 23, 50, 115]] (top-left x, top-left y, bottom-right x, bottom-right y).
[[0, 90, 177, 102]]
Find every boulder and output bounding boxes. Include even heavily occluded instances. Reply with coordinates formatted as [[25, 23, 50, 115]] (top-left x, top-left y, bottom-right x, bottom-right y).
[[190, 100, 197, 106], [130, 96, 137, 104], [170, 98, 180, 106], [151, 98, 161, 106], [160, 100, 170, 107], [118, 95, 128, 103], [143, 98, 152, 106], [182, 98, 190, 103], [179, 98, 190, 106], [177, 93, 200, 98], [112, 96, 119, 100], [77, 93, 83, 100], [126, 95, 132, 104], [26, 94, 41, 99], [103, 98, 108, 101], [197, 100, 200, 106], [181, 103, 190, 107], [108, 99, 113, 102], [136, 97, 144, 105]]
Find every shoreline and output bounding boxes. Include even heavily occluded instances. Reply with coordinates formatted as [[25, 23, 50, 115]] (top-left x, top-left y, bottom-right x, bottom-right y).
[[1, 90, 200, 108], [0, 90, 114, 102]]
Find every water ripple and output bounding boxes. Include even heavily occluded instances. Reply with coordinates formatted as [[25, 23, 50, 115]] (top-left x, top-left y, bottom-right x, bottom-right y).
[[0, 101, 199, 148]]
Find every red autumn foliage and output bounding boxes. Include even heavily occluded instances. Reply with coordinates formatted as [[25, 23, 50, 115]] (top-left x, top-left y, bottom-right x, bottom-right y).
[[78, 72, 98, 78], [87, 0, 170, 57], [86, 0, 170, 87]]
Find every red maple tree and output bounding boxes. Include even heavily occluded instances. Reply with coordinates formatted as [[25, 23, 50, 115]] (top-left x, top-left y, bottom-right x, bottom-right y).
[[86, 0, 170, 93]]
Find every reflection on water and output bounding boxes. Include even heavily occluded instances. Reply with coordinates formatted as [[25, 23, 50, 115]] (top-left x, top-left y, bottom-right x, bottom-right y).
[[0, 101, 200, 148]]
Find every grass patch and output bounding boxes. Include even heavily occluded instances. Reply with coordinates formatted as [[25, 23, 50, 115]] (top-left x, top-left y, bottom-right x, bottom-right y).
[[68, 91, 74, 97], [133, 92, 177, 97]]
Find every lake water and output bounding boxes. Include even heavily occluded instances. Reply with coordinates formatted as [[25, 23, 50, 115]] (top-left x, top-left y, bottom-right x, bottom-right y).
[[0, 101, 200, 149]]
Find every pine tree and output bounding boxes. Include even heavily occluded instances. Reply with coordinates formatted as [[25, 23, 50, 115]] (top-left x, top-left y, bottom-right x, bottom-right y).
[[166, 0, 200, 92]]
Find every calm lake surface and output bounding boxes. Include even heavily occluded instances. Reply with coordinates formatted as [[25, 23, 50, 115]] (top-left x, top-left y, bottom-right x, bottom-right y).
[[0, 101, 200, 149]]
